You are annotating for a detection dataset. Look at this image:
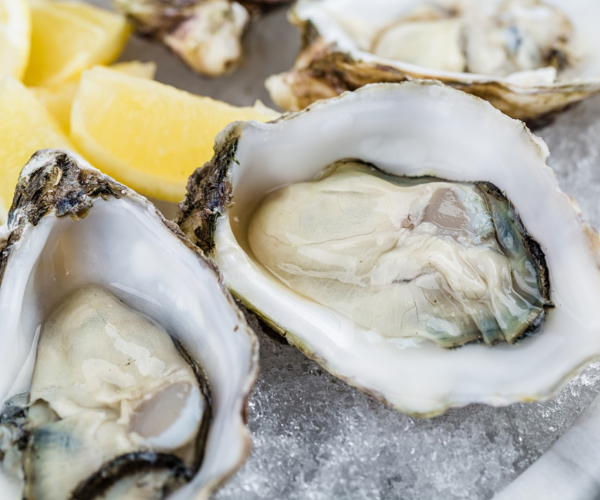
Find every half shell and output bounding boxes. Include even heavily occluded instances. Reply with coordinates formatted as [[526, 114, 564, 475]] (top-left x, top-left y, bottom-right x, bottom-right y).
[[179, 81, 600, 416], [267, 0, 600, 123], [0, 150, 258, 499]]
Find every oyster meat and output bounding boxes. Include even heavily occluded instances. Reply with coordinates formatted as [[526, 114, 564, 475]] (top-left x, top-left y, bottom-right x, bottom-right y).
[[7, 285, 209, 500], [267, 0, 600, 122], [248, 161, 551, 348], [371, 0, 578, 77], [0, 150, 258, 499], [178, 81, 600, 416]]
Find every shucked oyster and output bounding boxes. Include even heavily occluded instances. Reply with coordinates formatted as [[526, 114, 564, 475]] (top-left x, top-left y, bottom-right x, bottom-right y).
[[267, 0, 600, 123], [113, 0, 292, 76], [370, 0, 578, 76], [8, 285, 210, 500], [0, 150, 258, 499], [178, 82, 600, 416], [248, 161, 551, 348]]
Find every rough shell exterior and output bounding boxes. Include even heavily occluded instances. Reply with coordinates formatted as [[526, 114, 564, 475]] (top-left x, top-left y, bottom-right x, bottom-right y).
[[112, 0, 292, 76]]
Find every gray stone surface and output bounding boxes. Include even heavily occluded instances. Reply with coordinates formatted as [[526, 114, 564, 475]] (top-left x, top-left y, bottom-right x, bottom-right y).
[[84, 1, 600, 498]]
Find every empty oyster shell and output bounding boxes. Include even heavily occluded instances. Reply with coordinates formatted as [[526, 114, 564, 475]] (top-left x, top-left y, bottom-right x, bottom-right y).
[[267, 0, 600, 123], [178, 81, 600, 416], [0, 150, 258, 499]]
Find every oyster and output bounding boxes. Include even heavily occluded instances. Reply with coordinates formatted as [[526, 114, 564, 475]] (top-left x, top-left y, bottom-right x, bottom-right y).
[[266, 0, 600, 123], [178, 81, 600, 416], [113, 0, 292, 76], [0, 150, 258, 499], [248, 161, 552, 348]]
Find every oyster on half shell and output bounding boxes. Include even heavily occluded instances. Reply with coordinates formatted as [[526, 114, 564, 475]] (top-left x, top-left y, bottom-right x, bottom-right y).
[[0, 150, 258, 499], [178, 81, 600, 416], [267, 0, 600, 123]]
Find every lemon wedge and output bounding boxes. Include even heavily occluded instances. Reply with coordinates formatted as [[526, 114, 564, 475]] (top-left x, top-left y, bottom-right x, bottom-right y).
[[31, 61, 157, 134], [70, 66, 278, 202], [0, 76, 76, 224], [24, 0, 131, 87], [110, 60, 158, 79], [0, 0, 30, 80]]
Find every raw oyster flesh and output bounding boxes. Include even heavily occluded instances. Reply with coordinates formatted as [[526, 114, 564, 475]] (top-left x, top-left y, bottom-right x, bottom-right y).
[[248, 160, 552, 348], [266, 0, 600, 122], [369, 0, 579, 77], [1, 285, 210, 500], [0, 149, 258, 499]]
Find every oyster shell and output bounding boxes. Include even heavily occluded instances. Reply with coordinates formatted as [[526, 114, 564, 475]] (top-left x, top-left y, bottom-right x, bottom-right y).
[[113, 0, 292, 76], [178, 81, 600, 416], [266, 0, 600, 123], [0, 150, 258, 499]]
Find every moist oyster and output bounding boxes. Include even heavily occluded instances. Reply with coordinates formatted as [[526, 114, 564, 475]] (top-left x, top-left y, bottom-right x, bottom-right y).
[[113, 0, 292, 76], [266, 0, 600, 123], [0, 150, 258, 499], [248, 160, 552, 348], [178, 81, 600, 416]]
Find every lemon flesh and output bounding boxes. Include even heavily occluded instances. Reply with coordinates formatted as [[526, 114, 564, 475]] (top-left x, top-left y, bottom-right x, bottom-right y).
[[71, 66, 277, 202], [0, 77, 75, 224], [32, 61, 157, 134], [24, 0, 131, 87], [0, 0, 30, 80]]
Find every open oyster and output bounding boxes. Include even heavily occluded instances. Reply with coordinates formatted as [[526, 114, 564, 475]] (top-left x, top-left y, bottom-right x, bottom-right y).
[[0, 150, 258, 499], [248, 160, 552, 348], [267, 0, 600, 123], [178, 81, 600, 416], [113, 0, 292, 76]]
